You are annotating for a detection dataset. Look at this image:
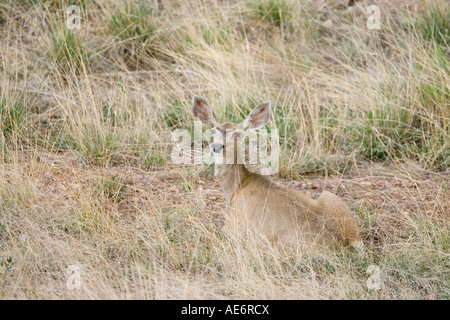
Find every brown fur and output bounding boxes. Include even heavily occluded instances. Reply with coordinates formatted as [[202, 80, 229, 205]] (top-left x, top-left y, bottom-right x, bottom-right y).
[[193, 96, 362, 250], [221, 164, 361, 250]]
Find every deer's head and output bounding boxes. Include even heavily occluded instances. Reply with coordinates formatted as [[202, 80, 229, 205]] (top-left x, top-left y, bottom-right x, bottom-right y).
[[192, 95, 270, 176]]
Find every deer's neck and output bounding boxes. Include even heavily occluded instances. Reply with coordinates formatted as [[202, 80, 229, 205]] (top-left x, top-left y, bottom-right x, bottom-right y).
[[216, 164, 251, 204]]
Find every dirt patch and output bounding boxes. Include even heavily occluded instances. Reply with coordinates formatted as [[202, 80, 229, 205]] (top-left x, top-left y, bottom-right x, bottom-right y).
[[3, 153, 447, 225]]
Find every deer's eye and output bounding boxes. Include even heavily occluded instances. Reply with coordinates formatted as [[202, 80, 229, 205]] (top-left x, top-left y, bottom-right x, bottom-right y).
[[211, 129, 216, 134]]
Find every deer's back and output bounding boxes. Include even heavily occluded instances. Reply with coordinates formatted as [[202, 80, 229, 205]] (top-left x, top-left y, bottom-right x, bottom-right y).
[[226, 174, 356, 248]]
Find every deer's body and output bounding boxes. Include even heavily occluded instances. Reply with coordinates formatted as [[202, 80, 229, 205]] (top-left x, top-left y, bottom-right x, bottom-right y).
[[218, 163, 360, 249], [193, 95, 362, 250]]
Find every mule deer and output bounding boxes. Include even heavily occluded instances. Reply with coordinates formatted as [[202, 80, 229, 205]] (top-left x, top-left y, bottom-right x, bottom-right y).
[[193, 95, 362, 250]]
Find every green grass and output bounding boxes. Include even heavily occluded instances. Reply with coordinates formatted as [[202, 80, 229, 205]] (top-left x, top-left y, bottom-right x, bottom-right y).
[[50, 28, 92, 76], [0, 96, 27, 141], [56, 128, 122, 165], [108, 1, 159, 66], [0, 223, 5, 239], [182, 20, 231, 47], [249, 0, 293, 28], [0, 257, 14, 293], [0, 3, 6, 25], [382, 251, 449, 299], [415, 5, 449, 46], [80, 131, 121, 164], [22, 0, 89, 8], [164, 101, 189, 130], [94, 175, 127, 203], [348, 106, 420, 161], [109, 2, 157, 44], [72, 205, 117, 235], [0, 94, 28, 159], [142, 147, 168, 169]]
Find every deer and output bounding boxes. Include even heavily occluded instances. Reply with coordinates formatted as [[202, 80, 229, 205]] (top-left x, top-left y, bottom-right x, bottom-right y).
[[192, 95, 362, 251]]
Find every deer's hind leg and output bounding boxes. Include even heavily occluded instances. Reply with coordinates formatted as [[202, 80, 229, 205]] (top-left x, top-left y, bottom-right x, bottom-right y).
[[317, 191, 361, 247]]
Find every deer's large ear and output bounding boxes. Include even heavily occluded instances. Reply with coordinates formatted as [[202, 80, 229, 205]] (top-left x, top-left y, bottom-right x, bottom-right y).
[[242, 101, 270, 130], [192, 95, 218, 127]]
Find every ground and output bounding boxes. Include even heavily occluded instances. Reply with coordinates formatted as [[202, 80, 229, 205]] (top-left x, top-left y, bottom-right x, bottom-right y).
[[0, 0, 448, 299], [0, 152, 448, 299]]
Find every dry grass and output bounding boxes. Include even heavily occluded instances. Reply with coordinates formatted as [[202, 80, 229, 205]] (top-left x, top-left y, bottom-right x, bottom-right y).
[[0, 0, 448, 299]]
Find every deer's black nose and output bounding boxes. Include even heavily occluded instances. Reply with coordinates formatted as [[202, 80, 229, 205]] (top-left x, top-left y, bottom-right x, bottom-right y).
[[212, 144, 224, 153]]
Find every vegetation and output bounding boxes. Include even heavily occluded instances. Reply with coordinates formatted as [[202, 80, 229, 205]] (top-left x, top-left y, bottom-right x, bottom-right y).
[[0, 0, 448, 299]]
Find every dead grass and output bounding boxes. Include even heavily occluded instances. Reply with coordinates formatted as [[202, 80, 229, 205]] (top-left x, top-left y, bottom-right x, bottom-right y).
[[0, 0, 448, 299], [0, 153, 448, 299]]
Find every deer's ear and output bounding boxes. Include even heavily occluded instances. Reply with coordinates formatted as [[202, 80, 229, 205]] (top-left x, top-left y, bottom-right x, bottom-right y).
[[242, 101, 270, 130], [192, 95, 218, 127]]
